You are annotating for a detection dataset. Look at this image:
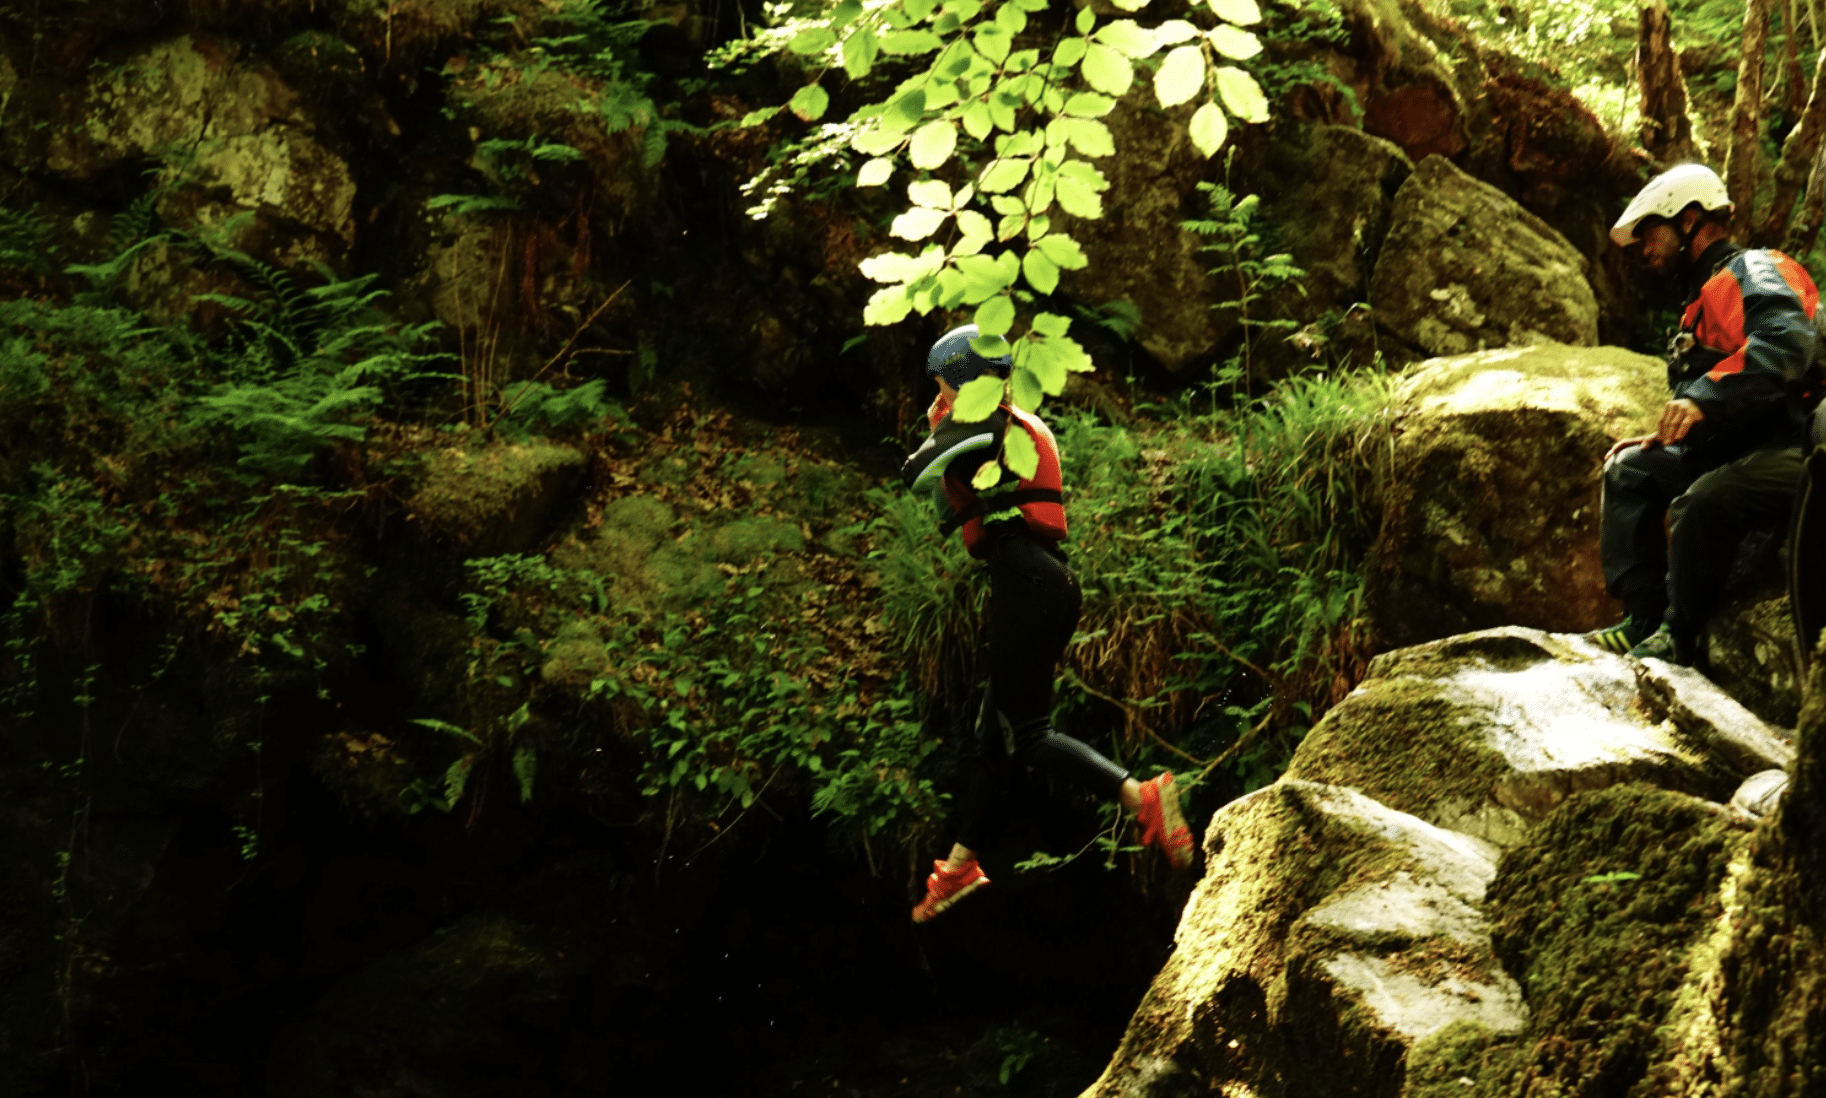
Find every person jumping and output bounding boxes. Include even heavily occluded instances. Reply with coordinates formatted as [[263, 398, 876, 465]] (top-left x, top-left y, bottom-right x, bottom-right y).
[[899, 324, 1193, 924]]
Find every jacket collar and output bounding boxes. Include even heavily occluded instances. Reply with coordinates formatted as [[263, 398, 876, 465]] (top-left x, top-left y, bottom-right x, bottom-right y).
[[1683, 239, 1744, 304]]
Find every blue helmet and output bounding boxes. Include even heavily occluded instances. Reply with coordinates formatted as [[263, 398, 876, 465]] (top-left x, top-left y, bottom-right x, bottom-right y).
[[926, 324, 1012, 390]]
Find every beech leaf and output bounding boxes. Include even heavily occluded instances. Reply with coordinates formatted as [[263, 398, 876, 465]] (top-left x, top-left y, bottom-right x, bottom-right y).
[[1003, 423, 1041, 477], [975, 294, 1016, 337], [907, 179, 953, 210], [890, 205, 950, 240], [1207, 0, 1262, 24], [1214, 66, 1269, 122], [789, 84, 830, 121], [1080, 44, 1133, 96], [1022, 248, 1060, 294], [1154, 45, 1205, 109], [856, 157, 894, 188], [953, 373, 1005, 422], [908, 120, 958, 169], [1189, 99, 1229, 157], [1208, 25, 1263, 60]]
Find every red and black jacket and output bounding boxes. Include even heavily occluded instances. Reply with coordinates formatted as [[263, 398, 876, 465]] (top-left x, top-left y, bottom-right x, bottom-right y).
[[900, 396, 1067, 559], [1671, 240, 1820, 465]]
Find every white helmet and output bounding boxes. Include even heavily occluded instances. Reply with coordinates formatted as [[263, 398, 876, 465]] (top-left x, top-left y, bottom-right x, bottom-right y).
[[1610, 163, 1732, 247]]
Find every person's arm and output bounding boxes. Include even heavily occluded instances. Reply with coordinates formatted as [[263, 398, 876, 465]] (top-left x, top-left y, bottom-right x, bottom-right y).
[[1680, 254, 1818, 436], [901, 408, 1008, 491]]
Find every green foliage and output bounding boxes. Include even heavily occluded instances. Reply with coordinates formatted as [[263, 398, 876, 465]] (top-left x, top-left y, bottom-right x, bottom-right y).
[[190, 254, 456, 478], [736, 0, 1279, 490], [1185, 170, 1306, 393], [494, 378, 630, 437], [0, 200, 59, 277]]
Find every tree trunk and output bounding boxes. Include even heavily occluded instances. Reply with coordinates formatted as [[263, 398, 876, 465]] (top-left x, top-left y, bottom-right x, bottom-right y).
[[1637, 0, 1697, 163], [1757, 47, 1826, 245], [1727, 0, 1772, 241], [1785, 136, 1826, 253], [1784, 0, 1811, 117]]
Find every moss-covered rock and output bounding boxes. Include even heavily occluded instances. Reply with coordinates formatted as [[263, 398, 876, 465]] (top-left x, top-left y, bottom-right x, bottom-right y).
[[402, 437, 586, 558], [1370, 156, 1598, 358], [1084, 781, 1522, 1098], [1365, 342, 1665, 648], [1289, 627, 1730, 847], [1402, 784, 1746, 1098]]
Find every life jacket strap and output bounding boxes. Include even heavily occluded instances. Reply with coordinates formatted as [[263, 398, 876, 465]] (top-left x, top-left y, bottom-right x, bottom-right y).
[[939, 488, 1064, 536]]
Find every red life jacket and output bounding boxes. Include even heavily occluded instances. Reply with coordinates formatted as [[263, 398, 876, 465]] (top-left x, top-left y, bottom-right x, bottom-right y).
[[926, 397, 1067, 559]]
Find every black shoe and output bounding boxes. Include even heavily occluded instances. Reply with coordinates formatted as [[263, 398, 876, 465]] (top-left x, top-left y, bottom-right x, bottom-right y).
[[1584, 616, 1657, 655], [1627, 624, 1694, 665]]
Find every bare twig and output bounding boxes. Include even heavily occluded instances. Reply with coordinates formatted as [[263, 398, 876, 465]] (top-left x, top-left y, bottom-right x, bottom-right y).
[[485, 281, 631, 432]]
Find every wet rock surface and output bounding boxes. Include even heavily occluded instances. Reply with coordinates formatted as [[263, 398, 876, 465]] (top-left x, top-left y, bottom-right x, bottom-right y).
[[1365, 342, 1666, 649]]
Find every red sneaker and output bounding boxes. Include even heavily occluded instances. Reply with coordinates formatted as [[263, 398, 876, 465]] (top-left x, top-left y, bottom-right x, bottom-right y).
[[911, 859, 989, 923], [1138, 772, 1194, 869]]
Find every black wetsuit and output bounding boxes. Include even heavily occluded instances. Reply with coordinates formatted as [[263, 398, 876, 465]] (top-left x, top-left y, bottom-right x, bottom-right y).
[[902, 406, 1129, 851]]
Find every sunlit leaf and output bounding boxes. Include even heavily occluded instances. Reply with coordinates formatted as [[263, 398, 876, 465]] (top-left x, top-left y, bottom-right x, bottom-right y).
[[864, 283, 914, 325], [1109, 0, 1149, 10], [789, 26, 836, 54], [971, 460, 1002, 489], [1094, 19, 1159, 59], [997, 214, 1024, 241], [852, 126, 904, 155], [843, 27, 880, 78], [974, 24, 1012, 64], [789, 84, 830, 121], [1022, 248, 1060, 294], [991, 194, 1025, 215], [936, 268, 969, 308], [890, 205, 950, 239], [1214, 66, 1269, 122], [1189, 99, 1229, 156], [908, 179, 953, 209], [955, 210, 994, 253], [988, 94, 1019, 132], [1011, 366, 1044, 412], [1003, 422, 1041, 476], [1062, 92, 1115, 118], [1022, 339, 1068, 394], [953, 373, 1005, 422], [884, 89, 929, 132], [1209, 25, 1262, 60], [958, 254, 1016, 302], [1054, 38, 1087, 68], [1026, 213, 1050, 240], [1065, 118, 1114, 158], [1074, 6, 1095, 34], [1032, 312, 1072, 338], [831, 0, 863, 27], [857, 157, 894, 188], [1036, 234, 1087, 270], [975, 293, 1016, 337], [962, 100, 993, 141], [1081, 44, 1133, 96], [739, 106, 782, 127], [995, 2, 1028, 32], [1207, 0, 1262, 24], [880, 29, 945, 54], [947, 0, 983, 23], [1154, 20, 1200, 45], [1154, 45, 1205, 108], [978, 156, 1032, 193], [860, 249, 932, 282], [909, 120, 958, 169]]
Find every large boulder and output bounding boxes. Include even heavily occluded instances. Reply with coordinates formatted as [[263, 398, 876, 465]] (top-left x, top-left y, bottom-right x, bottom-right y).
[[1081, 780, 1524, 1098], [1086, 626, 1783, 1098], [1369, 156, 1599, 359], [23, 34, 359, 269], [1285, 628, 1784, 847], [1364, 341, 1665, 648]]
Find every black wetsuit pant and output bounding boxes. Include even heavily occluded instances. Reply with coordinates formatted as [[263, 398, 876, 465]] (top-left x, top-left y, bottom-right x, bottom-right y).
[[1600, 441, 1804, 635], [957, 531, 1130, 852]]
